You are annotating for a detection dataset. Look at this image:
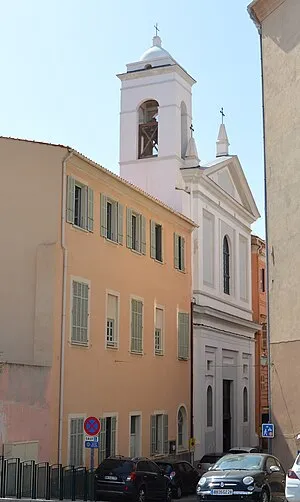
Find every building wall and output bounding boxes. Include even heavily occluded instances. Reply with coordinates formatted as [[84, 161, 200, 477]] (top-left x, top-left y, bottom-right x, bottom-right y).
[[251, 236, 268, 448], [58, 154, 194, 465], [0, 138, 67, 461], [257, 0, 300, 466]]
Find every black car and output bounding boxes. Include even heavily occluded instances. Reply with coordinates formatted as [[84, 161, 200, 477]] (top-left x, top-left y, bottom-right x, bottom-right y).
[[196, 453, 285, 502], [156, 460, 200, 498], [229, 447, 259, 454], [94, 456, 172, 502]]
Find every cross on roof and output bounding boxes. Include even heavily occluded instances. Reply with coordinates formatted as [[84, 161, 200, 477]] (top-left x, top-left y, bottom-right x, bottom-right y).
[[154, 23, 159, 36], [220, 107, 225, 124]]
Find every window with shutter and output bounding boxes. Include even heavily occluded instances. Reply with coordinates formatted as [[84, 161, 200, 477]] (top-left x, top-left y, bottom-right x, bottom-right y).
[[100, 195, 123, 244], [150, 221, 163, 262], [71, 280, 89, 345], [126, 209, 146, 254], [130, 299, 143, 354], [155, 308, 164, 355], [174, 233, 185, 271], [98, 416, 117, 462], [178, 312, 189, 360], [149, 413, 167, 455], [106, 294, 119, 348], [69, 417, 84, 466], [66, 176, 93, 232]]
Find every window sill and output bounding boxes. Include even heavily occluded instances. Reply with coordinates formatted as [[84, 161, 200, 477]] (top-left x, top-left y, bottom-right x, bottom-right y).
[[106, 343, 119, 350], [70, 341, 89, 348], [152, 258, 164, 265], [130, 248, 142, 256], [72, 224, 89, 234], [155, 351, 164, 356], [105, 236, 120, 246], [130, 350, 144, 356], [175, 267, 186, 274], [178, 356, 189, 361]]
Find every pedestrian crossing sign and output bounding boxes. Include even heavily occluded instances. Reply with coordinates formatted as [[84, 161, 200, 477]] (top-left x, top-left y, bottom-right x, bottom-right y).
[[262, 423, 274, 438]]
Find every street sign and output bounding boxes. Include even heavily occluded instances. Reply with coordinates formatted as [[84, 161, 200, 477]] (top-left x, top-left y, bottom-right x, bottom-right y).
[[189, 437, 196, 451], [85, 439, 99, 449], [84, 417, 101, 436], [262, 423, 275, 438]]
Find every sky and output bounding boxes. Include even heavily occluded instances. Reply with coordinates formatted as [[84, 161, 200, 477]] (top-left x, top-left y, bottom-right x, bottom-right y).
[[0, 0, 264, 237]]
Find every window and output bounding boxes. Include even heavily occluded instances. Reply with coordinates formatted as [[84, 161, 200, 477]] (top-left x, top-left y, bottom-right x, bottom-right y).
[[177, 406, 187, 449], [71, 280, 89, 345], [155, 308, 164, 355], [207, 360, 213, 372], [130, 415, 141, 457], [174, 233, 185, 272], [69, 417, 84, 466], [207, 386, 213, 427], [223, 236, 230, 295], [138, 100, 159, 159], [261, 268, 266, 292], [98, 416, 117, 463], [243, 387, 248, 423], [106, 294, 119, 348], [178, 312, 189, 360], [67, 176, 94, 232], [100, 194, 123, 244], [131, 299, 143, 354], [150, 221, 163, 262], [126, 209, 146, 254], [150, 414, 168, 455], [243, 364, 248, 375]]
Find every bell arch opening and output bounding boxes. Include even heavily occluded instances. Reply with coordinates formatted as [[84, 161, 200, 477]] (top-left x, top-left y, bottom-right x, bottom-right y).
[[138, 100, 159, 159]]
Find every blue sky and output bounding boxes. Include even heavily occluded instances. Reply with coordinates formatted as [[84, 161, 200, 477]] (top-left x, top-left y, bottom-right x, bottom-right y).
[[1, 0, 264, 237]]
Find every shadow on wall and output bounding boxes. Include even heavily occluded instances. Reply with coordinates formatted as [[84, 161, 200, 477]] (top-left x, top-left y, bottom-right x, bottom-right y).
[[263, 0, 300, 53]]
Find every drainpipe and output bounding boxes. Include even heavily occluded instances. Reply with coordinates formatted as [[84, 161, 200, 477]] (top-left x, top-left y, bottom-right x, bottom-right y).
[[190, 300, 194, 454], [58, 149, 74, 465], [258, 27, 272, 453]]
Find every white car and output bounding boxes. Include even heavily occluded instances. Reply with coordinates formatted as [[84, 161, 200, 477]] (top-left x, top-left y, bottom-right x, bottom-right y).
[[286, 453, 300, 502]]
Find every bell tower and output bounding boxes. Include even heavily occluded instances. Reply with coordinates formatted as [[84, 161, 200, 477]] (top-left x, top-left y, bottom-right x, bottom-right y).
[[117, 32, 198, 216]]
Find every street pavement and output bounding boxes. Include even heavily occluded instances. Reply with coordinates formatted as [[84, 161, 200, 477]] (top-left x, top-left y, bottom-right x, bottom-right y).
[[181, 494, 197, 502]]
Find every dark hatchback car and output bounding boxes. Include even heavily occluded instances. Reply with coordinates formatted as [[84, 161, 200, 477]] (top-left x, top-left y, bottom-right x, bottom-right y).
[[197, 454, 226, 477], [94, 456, 172, 502], [156, 460, 200, 498], [196, 453, 285, 502]]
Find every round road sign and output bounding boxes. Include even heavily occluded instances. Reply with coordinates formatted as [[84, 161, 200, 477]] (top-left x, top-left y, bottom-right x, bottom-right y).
[[84, 416, 101, 436]]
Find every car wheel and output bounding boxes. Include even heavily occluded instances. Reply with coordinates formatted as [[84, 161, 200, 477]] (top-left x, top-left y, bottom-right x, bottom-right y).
[[261, 489, 270, 502], [166, 486, 172, 502], [138, 487, 146, 502], [175, 485, 182, 499]]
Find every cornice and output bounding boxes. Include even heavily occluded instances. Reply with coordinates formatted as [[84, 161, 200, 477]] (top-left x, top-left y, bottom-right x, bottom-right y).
[[248, 0, 285, 25]]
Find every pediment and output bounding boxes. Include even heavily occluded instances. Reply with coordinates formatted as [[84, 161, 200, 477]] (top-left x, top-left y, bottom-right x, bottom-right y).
[[202, 156, 260, 220]]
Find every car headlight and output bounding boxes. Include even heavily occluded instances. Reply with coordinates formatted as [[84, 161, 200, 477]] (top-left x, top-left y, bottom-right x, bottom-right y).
[[243, 476, 254, 485], [198, 477, 207, 487]]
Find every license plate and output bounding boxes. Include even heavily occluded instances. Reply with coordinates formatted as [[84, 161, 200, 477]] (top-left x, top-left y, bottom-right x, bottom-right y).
[[105, 475, 118, 481], [211, 489, 233, 495]]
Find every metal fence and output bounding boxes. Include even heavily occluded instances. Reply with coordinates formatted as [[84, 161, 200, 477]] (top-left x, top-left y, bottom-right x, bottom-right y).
[[0, 456, 95, 500]]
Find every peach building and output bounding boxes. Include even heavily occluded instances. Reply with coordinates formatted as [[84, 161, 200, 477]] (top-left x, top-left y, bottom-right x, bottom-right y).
[[251, 235, 268, 449], [0, 136, 195, 466]]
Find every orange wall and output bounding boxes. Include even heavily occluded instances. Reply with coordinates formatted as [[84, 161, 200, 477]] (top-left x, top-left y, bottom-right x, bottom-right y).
[[55, 155, 194, 464]]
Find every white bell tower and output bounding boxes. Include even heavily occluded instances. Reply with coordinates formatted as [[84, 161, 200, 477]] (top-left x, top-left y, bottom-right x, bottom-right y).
[[117, 31, 198, 216]]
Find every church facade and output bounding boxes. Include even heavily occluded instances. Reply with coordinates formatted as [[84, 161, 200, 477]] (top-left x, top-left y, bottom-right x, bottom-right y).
[[118, 32, 260, 460]]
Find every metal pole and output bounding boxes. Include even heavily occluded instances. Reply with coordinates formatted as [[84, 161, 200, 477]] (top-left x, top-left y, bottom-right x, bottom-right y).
[[90, 449, 94, 472]]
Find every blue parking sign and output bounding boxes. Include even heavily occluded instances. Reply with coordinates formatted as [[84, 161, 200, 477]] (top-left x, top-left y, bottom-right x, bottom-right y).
[[262, 423, 274, 438]]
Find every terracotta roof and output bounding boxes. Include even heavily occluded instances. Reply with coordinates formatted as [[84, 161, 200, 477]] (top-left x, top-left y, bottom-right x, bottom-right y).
[[0, 135, 197, 228]]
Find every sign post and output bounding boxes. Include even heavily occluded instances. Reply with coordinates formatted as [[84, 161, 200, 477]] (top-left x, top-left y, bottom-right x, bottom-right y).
[[84, 417, 101, 471]]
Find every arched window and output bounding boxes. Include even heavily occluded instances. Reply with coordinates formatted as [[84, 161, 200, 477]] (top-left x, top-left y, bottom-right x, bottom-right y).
[[223, 236, 230, 295], [207, 386, 213, 427], [243, 387, 248, 422], [138, 100, 159, 159], [177, 406, 187, 449], [180, 101, 188, 159]]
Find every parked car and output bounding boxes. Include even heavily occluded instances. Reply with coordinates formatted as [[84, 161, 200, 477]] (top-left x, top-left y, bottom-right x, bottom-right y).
[[286, 453, 300, 502], [94, 456, 172, 502], [229, 446, 259, 454], [156, 460, 200, 498], [196, 453, 285, 502], [196, 453, 226, 477]]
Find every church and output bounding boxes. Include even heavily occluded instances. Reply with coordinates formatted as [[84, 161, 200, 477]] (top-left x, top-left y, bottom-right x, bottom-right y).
[[117, 31, 260, 460]]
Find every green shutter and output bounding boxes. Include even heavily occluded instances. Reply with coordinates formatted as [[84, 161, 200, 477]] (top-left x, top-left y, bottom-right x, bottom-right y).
[[150, 415, 156, 456], [100, 194, 107, 237], [174, 233, 179, 269], [117, 203, 123, 245], [163, 414, 169, 455], [181, 237, 185, 271], [98, 418, 107, 463], [111, 416, 117, 455], [66, 176, 75, 223], [87, 187, 94, 232], [81, 186, 88, 229], [141, 215, 146, 255], [127, 208, 133, 249], [150, 220, 156, 259]]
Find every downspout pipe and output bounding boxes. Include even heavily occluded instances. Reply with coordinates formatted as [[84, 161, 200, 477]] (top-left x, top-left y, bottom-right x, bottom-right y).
[[58, 149, 74, 465]]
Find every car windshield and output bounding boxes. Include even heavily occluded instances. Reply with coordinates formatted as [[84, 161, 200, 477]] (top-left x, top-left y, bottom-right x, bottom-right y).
[[213, 454, 263, 471]]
